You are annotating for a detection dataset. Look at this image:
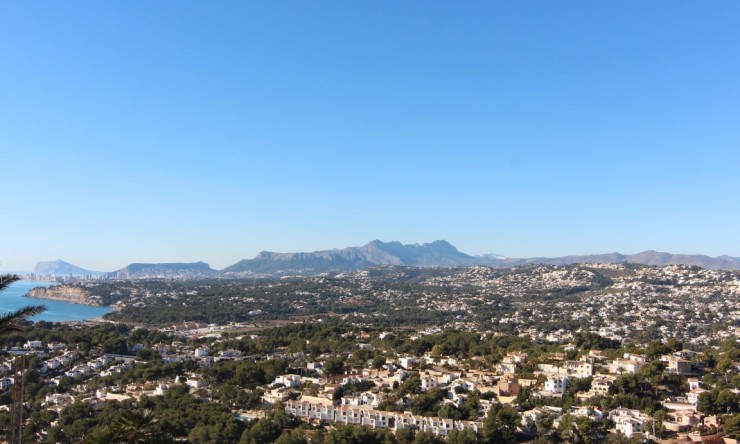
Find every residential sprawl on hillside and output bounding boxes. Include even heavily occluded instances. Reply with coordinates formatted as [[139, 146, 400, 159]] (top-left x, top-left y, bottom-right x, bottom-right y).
[[4, 263, 740, 443]]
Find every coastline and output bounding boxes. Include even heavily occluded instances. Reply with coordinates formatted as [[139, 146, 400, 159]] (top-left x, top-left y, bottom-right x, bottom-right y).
[[26, 285, 103, 307], [1, 281, 114, 323]]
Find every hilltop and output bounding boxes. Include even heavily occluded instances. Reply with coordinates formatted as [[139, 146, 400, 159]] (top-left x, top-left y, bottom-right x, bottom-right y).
[[32, 260, 103, 277]]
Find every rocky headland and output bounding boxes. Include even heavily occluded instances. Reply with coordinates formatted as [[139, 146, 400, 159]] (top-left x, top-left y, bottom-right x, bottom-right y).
[[27, 285, 102, 306]]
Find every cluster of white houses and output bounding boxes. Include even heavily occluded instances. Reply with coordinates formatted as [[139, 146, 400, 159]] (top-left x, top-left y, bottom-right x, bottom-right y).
[[274, 347, 734, 440], [285, 396, 484, 437]]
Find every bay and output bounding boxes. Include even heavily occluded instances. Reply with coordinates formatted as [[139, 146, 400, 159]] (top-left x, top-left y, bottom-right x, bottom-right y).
[[0, 280, 113, 322]]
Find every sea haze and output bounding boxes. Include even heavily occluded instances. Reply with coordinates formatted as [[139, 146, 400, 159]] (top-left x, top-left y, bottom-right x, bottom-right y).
[[0, 281, 112, 322]]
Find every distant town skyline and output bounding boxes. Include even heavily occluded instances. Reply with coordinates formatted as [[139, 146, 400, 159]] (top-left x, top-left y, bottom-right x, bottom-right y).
[[2, 2, 739, 272]]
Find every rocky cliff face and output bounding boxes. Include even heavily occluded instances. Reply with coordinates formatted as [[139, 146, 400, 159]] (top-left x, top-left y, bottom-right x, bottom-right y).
[[27, 285, 99, 306]]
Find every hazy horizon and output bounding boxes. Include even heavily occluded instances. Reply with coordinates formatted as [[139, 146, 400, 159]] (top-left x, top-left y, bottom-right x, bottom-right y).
[[4, 240, 740, 274], [2, 2, 739, 272]]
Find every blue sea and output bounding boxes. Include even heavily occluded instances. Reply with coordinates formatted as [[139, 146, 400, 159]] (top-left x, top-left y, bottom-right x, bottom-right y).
[[0, 280, 113, 322]]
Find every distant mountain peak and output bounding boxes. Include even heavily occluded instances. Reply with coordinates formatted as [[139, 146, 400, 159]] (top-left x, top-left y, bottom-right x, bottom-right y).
[[33, 260, 101, 276], [426, 239, 458, 250], [105, 261, 215, 279]]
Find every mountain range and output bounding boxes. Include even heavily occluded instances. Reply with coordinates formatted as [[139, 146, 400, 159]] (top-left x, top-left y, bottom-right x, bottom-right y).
[[221, 240, 479, 275], [32, 240, 740, 278]]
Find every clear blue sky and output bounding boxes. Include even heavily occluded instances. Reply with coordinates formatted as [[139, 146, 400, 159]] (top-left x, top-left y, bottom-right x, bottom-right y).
[[2, 1, 739, 272]]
